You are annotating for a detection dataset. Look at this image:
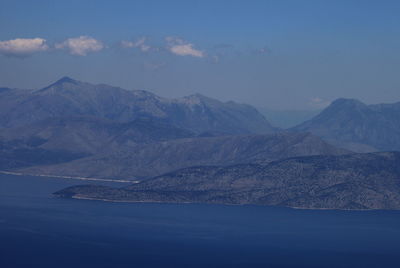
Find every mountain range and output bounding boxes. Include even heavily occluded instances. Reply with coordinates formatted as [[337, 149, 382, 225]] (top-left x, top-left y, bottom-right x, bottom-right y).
[[2, 77, 400, 210], [0, 77, 275, 134]]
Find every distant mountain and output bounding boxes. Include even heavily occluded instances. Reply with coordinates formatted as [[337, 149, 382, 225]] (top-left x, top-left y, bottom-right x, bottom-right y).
[[55, 152, 400, 210], [292, 98, 400, 152], [15, 132, 348, 180], [0, 77, 275, 135], [257, 108, 321, 129]]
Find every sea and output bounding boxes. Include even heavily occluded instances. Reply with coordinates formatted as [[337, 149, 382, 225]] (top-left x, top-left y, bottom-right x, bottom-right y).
[[1, 173, 400, 268]]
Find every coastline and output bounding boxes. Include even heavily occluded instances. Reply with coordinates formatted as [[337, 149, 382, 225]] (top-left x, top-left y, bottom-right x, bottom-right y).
[[0, 170, 138, 184], [61, 194, 384, 211]]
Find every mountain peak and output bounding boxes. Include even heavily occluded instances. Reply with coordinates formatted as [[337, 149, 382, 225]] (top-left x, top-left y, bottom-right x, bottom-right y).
[[54, 76, 79, 85], [323, 98, 369, 115], [38, 76, 80, 92]]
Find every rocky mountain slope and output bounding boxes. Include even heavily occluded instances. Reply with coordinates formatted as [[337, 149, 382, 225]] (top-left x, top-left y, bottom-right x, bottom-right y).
[[55, 152, 400, 210], [292, 98, 400, 152]]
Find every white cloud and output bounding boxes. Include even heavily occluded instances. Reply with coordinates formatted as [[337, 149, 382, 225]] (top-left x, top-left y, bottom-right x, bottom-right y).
[[55, 36, 104, 56], [165, 37, 204, 58], [0, 38, 49, 57], [121, 37, 150, 52], [170, 44, 203, 57]]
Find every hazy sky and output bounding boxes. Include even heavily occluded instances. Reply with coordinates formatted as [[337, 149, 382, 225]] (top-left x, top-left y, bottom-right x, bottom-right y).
[[1, 0, 400, 109]]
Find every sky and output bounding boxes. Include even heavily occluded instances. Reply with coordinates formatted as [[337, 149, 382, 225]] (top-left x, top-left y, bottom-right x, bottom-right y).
[[0, 0, 400, 110]]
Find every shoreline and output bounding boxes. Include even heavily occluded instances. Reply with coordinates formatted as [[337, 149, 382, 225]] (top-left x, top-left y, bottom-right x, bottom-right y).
[[61, 194, 385, 211], [0, 170, 138, 184], [4, 171, 395, 212]]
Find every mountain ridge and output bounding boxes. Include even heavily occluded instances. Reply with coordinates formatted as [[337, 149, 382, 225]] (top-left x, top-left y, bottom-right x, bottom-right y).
[[0, 77, 275, 135]]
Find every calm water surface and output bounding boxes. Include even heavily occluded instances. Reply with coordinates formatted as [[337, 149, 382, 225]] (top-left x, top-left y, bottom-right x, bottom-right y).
[[1, 174, 400, 268]]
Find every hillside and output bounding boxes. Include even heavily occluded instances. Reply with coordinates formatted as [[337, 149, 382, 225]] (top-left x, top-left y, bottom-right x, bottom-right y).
[[55, 152, 400, 210]]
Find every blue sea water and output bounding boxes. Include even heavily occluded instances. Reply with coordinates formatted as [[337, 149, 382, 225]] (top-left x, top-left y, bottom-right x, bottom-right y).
[[1, 174, 400, 268]]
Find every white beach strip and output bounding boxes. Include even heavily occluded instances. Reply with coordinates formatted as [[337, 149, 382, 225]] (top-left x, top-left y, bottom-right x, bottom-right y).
[[0, 170, 138, 184]]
